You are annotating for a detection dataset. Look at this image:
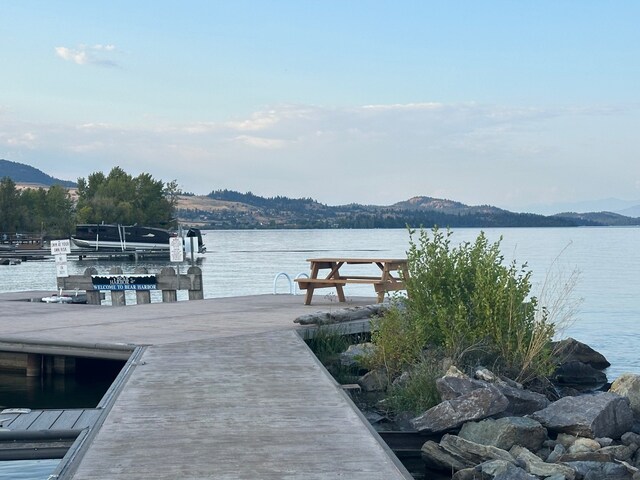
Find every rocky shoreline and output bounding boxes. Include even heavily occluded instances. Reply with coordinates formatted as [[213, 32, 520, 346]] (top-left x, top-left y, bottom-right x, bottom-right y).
[[299, 307, 640, 480]]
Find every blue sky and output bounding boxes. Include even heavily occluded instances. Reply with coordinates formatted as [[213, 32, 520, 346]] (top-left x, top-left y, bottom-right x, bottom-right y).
[[1, 1, 639, 211]]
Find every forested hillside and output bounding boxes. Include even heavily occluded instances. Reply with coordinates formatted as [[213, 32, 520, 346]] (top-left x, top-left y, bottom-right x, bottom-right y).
[[0, 159, 76, 187]]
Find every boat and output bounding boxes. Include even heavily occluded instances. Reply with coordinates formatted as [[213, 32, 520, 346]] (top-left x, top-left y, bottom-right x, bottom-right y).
[[70, 224, 206, 253]]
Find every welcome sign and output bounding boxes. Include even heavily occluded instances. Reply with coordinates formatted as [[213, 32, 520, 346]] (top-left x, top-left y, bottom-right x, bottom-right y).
[[91, 274, 157, 291]]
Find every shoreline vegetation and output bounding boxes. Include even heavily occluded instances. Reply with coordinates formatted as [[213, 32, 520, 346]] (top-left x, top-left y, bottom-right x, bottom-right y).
[[1, 161, 640, 237], [304, 228, 640, 479]]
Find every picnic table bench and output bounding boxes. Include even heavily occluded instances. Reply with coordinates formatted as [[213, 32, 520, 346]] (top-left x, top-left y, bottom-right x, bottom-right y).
[[294, 258, 409, 305]]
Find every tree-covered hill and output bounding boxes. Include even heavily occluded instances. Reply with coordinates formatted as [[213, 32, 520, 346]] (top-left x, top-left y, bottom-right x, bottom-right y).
[[177, 190, 640, 229], [0, 159, 76, 187]]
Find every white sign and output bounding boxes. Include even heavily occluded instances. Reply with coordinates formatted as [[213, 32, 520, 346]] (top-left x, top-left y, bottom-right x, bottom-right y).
[[169, 237, 184, 262], [56, 263, 69, 278], [55, 254, 69, 278], [51, 239, 71, 255]]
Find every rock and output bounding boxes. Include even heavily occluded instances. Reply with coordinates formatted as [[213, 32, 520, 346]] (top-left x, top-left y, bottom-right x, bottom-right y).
[[596, 436, 615, 447], [452, 467, 491, 479], [495, 382, 550, 416], [623, 432, 640, 446], [611, 374, 640, 417], [558, 451, 614, 462], [563, 461, 632, 479], [357, 368, 388, 392], [421, 434, 515, 472], [437, 368, 548, 415], [476, 459, 537, 479], [436, 375, 486, 401], [546, 443, 566, 463], [510, 445, 576, 479], [421, 440, 470, 471], [552, 337, 611, 369], [339, 342, 375, 366], [529, 392, 634, 439], [411, 385, 509, 433], [567, 437, 601, 454], [294, 304, 388, 325], [556, 433, 579, 448], [459, 417, 547, 452], [446, 365, 470, 379], [599, 444, 637, 462], [475, 367, 501, 383], [554, 360, 608, 388]]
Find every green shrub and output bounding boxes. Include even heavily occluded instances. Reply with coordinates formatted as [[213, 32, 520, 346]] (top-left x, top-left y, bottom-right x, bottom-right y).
[[365, 227, 557, 394], [404, 227, 556, 382], [364, 304, 425, 378], [382, 353, 444, 415]]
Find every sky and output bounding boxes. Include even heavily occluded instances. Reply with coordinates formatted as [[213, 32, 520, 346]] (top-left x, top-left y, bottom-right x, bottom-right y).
[[1, 1, 639, 212]]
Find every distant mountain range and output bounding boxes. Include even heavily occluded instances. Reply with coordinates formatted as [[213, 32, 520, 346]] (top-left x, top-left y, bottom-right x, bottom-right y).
[[2, 159, 640, 229]]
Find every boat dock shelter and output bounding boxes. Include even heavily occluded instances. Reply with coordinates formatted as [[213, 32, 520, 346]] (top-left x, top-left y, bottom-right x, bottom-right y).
[[0, 292, 412, 479]]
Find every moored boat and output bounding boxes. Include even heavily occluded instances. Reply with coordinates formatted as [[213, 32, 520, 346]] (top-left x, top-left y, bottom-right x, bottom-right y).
[[70, 224, 206, 253]]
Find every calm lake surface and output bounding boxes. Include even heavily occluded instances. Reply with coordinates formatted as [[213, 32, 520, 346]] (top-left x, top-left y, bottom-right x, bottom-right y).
[[2, 227, 638, 379], [0, 227, 638, 479]]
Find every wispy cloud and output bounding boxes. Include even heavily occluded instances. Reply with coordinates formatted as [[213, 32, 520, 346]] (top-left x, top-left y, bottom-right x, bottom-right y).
[[54, 44, 119, 67], [1, 101, 637, 207]]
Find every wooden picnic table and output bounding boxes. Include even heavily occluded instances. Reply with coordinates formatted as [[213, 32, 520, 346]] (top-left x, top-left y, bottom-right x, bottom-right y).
[[294, 258, 409, 305]]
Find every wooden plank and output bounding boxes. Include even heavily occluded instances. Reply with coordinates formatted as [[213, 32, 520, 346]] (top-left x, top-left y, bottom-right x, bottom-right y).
[[51, 409, 84, 430], [28, 410, 63, 431], [74, 409, 102, 429], [5, 412, 39, 430]]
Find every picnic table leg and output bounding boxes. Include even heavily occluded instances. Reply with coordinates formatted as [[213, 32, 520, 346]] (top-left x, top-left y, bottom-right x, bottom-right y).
[[304, 262, 321, 305], [304, 286, 315, 305], [335, 284, 346, 302]]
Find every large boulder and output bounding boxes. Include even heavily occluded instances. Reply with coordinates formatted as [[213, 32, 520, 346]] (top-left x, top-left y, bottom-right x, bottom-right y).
[[611, 374, 640, 417], [552, 337, 611, 369], [562, 460, 633, 480], [357, 368, 388, 392], [459, 417, 548, 452], [530, 392, 634, 439], [421, 434, 515, 472], [437, 369, 549, 415], [554, 360, 608, 389], [496, 383, 550, 416], [436, 374, 486, 401], [411, 385, 508, 433]]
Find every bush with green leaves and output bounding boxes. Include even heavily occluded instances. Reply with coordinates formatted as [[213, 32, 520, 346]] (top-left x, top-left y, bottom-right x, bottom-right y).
[[370, 227, 556, 390]]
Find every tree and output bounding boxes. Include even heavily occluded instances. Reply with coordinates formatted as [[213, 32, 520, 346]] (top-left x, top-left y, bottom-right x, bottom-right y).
[[0, 177, 20, 232], [75, 167, 176, 228]]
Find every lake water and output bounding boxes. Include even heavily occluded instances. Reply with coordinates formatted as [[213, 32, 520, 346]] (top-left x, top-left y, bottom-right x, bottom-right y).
[[1, 227, 638, 479], [2, 227, 638, 380]]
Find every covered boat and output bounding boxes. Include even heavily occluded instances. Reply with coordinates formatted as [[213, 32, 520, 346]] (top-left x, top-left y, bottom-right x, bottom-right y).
[[70, 224, 206, 253]]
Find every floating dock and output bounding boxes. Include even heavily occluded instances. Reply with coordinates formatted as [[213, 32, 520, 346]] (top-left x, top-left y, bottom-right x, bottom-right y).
[[0, 293, 412, 479]]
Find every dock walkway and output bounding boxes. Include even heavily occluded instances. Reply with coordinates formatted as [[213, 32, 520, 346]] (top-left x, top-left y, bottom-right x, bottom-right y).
[[0, 293, 411, 479]]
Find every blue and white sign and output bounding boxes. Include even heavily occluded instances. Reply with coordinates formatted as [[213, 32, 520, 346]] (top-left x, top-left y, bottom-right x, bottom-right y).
[[91, 274, 158, 291]]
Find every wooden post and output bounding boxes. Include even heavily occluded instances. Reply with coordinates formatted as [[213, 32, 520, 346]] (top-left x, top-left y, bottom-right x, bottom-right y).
[[26, 353, 42, 377], [188, 266, 203, 300], [53, 356, 76, 375], [134, 266, 152, 304], [84, 267, 102, 305], [109, 266, 126, 306], [160, 267, 177, 302]]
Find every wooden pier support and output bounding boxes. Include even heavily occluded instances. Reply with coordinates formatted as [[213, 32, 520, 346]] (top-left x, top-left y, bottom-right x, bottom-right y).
[[26, 353, 41, 377]]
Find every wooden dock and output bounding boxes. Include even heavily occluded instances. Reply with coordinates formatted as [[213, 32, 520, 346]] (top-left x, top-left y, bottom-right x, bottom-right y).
[[0, 292, 412, 479], [0, 409, 102, 460], [1, 408, 101, 432]]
